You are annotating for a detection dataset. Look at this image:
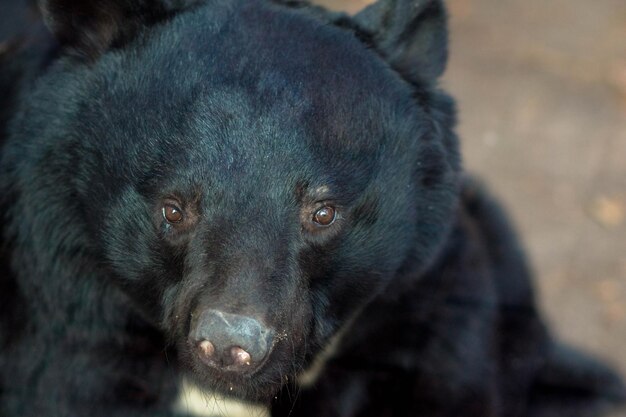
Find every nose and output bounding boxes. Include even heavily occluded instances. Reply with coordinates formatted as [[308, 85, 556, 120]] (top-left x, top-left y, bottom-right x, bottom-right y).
[[189, 309, 274, 372]]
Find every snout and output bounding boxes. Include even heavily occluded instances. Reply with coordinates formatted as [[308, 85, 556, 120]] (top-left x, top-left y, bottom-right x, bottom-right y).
[[189, 309, 274, 373]]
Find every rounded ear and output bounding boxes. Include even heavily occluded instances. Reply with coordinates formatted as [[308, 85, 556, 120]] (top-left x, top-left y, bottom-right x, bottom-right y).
[[38, 0, 200, 60], [352, 0, 448, 84]]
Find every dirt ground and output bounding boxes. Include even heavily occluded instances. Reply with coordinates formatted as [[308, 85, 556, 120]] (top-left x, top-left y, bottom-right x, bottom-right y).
[[319, 0, 626, 404], [445, 0, 626, 383]]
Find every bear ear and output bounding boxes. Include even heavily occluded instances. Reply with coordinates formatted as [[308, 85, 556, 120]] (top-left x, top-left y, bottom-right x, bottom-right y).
[[38, 0, 198, 59], [352, 0, 448, 84]]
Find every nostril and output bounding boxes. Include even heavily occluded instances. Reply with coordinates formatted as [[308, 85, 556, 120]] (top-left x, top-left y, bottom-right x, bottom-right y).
[[198, 340, 215, 358], [189, 309, 274, 372], [231, 346, 252, 366]]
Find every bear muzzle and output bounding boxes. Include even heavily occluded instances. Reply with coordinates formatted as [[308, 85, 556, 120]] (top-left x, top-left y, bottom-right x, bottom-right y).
[[189, 309, 274, 373]]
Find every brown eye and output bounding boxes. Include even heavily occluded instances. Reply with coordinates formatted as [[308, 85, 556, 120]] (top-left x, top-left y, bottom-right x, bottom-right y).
[[162, 204, 183, 224], [313, 206, 336, 226]]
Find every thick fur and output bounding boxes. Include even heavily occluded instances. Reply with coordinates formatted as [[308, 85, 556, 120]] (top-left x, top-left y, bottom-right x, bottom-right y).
[[0, 0, 624, 416]]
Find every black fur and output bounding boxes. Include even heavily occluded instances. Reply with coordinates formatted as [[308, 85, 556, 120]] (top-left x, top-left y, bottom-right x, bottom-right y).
[[0, 0, 624, 416]]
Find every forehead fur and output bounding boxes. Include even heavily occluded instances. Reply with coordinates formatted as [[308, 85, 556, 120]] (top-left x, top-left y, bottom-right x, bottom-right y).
[[68, 0, 424, 198], [89, 0, 420, 145]]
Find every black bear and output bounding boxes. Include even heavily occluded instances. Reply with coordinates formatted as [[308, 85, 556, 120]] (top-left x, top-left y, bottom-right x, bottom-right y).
[[0, 0, 624, 416]]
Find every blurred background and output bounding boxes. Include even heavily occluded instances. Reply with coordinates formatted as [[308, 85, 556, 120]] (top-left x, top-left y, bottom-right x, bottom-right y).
[[316, 0, 626, 385]]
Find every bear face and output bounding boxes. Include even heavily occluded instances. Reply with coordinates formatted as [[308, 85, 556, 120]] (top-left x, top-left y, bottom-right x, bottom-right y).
[[2, 0, 459, 402]]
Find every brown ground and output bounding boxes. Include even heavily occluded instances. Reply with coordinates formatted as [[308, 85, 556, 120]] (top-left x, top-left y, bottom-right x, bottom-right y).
[[318, 0, 626, 404], [444, 0, 626, 384]]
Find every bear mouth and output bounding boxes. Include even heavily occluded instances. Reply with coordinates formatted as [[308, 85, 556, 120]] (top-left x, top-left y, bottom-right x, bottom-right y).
[[180, 335, 297, 401], [177, 309, 304, 401]]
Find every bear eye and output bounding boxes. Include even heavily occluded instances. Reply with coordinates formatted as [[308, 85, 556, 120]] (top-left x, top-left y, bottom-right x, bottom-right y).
[[313, 206, 336, 226], [162, 204, 183, 224]]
